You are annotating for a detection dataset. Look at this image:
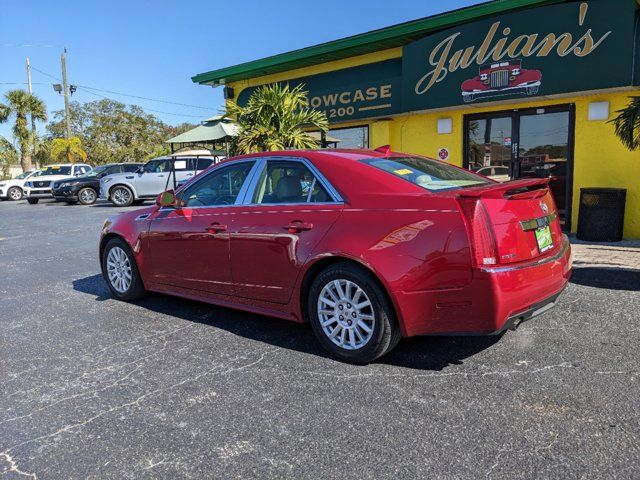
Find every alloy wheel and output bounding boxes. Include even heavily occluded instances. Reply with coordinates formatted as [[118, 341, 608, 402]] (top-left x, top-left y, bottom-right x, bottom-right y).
[[80, 188, 96, 204], [106, 246, 132, 293], [317, 279, 375, 350], [112, 187, 131, 206], [8, 187, 23, 201]]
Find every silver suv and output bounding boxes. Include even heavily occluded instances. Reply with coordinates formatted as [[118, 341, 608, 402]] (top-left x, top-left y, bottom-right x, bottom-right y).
[[100, 155, 216, 207]]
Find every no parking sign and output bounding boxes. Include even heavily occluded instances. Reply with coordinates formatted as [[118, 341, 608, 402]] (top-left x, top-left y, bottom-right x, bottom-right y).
[[438, 148, 449, 161]]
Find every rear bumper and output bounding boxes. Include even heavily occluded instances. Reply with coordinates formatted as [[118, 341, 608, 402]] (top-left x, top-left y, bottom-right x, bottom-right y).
[[394, 235, 572, 337]]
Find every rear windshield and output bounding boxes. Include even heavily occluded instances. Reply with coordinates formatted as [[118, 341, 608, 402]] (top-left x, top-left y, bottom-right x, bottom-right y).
[[363, 157, 490, 192]]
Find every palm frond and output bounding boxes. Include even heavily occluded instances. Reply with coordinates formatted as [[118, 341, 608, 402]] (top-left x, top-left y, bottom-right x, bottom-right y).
[[610, 96, 640, 151]]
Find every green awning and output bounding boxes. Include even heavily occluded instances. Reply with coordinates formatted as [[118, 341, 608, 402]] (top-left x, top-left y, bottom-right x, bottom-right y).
[[166, 116, 239, 144]]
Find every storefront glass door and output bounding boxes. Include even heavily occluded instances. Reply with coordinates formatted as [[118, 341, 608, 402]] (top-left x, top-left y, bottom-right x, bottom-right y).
[[464, 105, 574, 229]]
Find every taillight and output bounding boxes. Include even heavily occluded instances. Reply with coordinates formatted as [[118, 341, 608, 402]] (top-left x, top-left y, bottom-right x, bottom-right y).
[[458, 198, 498, 267]]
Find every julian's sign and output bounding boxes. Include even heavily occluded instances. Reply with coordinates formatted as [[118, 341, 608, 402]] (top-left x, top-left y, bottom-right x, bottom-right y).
[[402, 0, 638, 110], [237, 58, 402, 122]]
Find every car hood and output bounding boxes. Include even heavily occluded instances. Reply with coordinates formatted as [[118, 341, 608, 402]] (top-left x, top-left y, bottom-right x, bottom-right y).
[[27, 174, 75, 182], [101, 172, 135, 182], [1, 178, 29, 187]]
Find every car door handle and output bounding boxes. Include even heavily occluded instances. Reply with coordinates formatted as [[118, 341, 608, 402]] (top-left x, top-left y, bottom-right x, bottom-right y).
[[186, 173, 194, 177], [284, 221, 313, 233], [206, 222, 227, 233]]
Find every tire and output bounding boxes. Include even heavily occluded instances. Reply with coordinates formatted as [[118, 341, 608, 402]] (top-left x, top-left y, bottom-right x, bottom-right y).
[[7, 187, 23, 201], [27, 198, 39, 204], [308, 262, 400, 364], [110, 185, 134, 207], [78, 187, 98, 205], [101, 237, 146, 301]]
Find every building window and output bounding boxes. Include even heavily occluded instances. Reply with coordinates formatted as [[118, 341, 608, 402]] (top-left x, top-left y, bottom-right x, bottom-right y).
[[325, 126, 369, 149]]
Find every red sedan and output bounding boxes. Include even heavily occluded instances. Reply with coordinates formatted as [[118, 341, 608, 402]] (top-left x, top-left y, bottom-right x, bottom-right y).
[[100, 148, 572, 363]]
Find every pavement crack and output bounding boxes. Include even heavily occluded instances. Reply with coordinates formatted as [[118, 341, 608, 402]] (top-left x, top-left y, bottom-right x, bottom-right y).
[[0, 453, 37, 479]]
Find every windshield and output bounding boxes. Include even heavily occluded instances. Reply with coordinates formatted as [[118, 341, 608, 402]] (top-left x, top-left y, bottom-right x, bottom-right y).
[[363, 156, 490, 192], [83, 165, 108, 177], [15, 172, 32, 179], [37, 166, 72, 176]]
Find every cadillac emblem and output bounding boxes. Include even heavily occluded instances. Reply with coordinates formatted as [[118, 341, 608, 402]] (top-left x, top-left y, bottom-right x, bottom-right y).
[[540, 201, 549, 214]]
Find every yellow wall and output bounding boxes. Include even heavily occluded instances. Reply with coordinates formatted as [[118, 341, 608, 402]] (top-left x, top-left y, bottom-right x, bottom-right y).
[[228, 51, 640, 239]]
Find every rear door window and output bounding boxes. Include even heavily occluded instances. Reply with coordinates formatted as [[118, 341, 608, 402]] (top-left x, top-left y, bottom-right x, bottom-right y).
[[252, 160, 332, 204], [363, 157, 490, 192]]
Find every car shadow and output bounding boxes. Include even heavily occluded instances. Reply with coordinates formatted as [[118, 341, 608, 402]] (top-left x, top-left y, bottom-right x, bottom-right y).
[[72, 274, 501, 370], [570, 267, 640, 291]]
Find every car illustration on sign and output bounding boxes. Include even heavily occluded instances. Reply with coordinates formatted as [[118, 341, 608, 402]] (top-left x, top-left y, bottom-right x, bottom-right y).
[[461, 59, 542, 103]]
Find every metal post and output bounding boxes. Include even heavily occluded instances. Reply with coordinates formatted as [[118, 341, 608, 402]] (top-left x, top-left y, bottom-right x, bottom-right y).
[[26, 57, 39, 169], [61, 49, 72, 140]]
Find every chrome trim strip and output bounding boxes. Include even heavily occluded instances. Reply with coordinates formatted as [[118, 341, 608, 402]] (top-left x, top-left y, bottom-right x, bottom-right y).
[[480, 234, 570, 273]]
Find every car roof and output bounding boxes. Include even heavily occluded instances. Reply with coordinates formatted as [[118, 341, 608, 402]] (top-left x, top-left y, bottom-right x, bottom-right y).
[[224, 148, 446, 206]]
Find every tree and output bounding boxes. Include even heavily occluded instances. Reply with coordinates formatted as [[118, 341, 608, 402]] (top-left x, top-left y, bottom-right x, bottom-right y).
[[0, 90, 47, 172], [50, 137, 87, 163], [225, 83, 328, 154], [47, 99, 195, 165], [610, 96, 640, 151], [0, 136, 18, 179]]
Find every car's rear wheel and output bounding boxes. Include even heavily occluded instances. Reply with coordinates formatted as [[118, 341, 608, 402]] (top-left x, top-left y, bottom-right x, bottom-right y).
[[110, 186, 134, 207], [78, 187, 97, 205], [27, 198, 39, 204], [7, 187, 23, 201], [308, 263, 400, 364], [101, 237, 146, 301]]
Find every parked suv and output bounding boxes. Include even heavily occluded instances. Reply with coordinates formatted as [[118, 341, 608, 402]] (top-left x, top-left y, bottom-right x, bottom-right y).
[[52, 162, 143, 205], [0, 170, 39, 201], [24, 164, 93, 204], [100, 155, 214, 207]]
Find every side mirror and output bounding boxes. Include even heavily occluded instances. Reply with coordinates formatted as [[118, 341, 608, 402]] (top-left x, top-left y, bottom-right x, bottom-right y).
[[137, 166, 144, 174], [156, 190, 177, 207]]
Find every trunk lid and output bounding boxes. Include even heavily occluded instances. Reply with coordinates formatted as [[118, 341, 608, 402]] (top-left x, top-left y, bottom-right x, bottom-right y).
[[457, 179, 563, 265]]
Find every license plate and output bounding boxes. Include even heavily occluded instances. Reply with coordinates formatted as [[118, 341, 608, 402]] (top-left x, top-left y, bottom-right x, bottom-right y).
[[535, 225, 554, 253]]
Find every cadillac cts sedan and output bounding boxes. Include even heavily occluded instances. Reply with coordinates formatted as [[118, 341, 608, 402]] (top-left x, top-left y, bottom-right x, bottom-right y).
[[99, 148, 572, 363]]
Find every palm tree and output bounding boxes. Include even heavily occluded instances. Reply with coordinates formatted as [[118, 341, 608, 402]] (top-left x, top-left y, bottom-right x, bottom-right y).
[[226, 83, 328, 154], [50, 136, 87, 163], [610, 96, 640, 151], [0, 90, 47, 172]]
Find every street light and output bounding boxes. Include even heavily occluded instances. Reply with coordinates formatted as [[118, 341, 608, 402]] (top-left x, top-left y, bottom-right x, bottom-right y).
[[52, 83, 62, 94]]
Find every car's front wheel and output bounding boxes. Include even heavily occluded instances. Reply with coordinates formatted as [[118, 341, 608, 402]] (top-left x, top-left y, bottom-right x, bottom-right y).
[[308, 263, 400, 364], [110, 186, 134, 207], [101, 237, 146, 301], [78, 187, 97, 205], [7, 187, 23, 201]]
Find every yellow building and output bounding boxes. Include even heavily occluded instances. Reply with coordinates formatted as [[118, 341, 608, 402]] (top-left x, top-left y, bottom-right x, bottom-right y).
[[193, 0, 640, 238]]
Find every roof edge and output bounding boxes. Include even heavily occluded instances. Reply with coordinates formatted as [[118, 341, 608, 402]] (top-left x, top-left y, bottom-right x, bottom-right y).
[[192, 0, 563, 85]]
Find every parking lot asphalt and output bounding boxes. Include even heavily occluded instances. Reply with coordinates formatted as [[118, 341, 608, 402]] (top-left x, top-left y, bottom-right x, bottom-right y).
[[1, 199, 639, 479]]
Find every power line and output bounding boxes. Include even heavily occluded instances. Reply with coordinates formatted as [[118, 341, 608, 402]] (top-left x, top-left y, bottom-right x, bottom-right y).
[[76, 87, 205, 119], [31, 65, 216, 111], [78, 85, 217, 111]]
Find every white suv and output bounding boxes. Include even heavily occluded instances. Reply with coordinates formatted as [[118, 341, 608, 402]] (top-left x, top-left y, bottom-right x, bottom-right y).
[[24, 164, 92, 204], [100, 154, 215, 207], [0, 170, 39, 201]]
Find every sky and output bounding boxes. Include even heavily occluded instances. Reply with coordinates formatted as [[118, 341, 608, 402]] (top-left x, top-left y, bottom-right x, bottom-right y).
[[0, 0, 486, 140]]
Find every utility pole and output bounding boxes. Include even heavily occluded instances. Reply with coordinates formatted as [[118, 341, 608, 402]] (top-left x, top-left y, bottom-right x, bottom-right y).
[[61, 49, 72, 139], [26, 57, 39, 169]]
